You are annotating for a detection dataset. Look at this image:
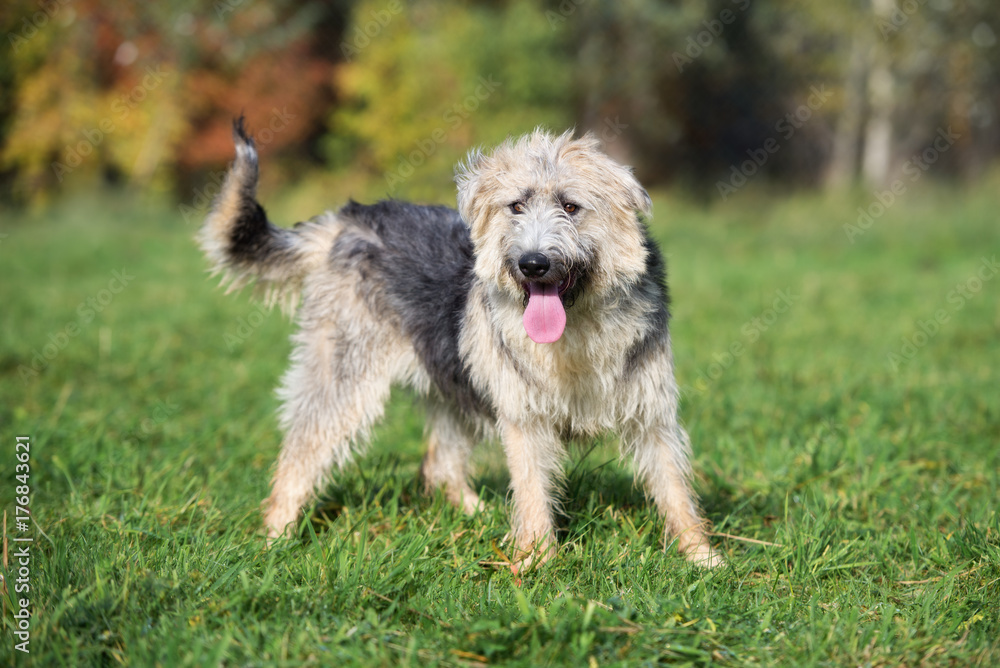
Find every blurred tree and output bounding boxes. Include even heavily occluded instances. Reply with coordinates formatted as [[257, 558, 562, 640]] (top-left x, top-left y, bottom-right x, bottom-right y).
[[0, 0, 347, 202], [788, 0, 1000, 188], [0, 0, 998, 204], [329, 0, 574, 200], [565, 0, 829, 191]]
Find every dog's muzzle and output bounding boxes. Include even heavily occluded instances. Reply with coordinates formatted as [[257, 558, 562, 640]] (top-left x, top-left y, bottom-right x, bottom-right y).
[[516, 252, 578, 344]]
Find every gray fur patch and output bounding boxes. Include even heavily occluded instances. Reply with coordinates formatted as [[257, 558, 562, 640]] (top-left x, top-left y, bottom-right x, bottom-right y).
[[336, 200, 491, 418], [623, 228, 671, 376]]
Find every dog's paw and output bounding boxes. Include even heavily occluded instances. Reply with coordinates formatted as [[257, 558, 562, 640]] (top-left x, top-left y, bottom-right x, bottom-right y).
[[455, 487, 484, 515], [262, 499, 302, 543], [510, 537, 558, 577], [677, 534, 726, 568], [685, 544, 726, 569]]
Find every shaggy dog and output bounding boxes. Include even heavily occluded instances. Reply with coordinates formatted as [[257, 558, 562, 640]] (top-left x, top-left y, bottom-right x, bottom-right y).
[[199, 119, 720, 569]]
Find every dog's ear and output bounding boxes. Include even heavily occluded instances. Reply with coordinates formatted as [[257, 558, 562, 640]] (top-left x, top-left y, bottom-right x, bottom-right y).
[[606, 163, 652, 220], [611, 155, 652, 218], [629, 181, 653, 218], [566, 131, 652, 219], [455, 148, 486, 229]]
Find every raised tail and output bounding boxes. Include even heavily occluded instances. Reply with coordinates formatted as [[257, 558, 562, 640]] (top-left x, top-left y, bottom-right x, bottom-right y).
[[198, 117, 334, 309]]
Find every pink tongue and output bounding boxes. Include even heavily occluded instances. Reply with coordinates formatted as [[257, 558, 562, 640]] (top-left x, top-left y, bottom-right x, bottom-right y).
[[523, 282, 566, 343]]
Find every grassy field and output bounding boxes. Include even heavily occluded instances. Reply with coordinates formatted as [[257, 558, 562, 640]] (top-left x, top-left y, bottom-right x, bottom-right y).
[[1, 178, 998, 666]]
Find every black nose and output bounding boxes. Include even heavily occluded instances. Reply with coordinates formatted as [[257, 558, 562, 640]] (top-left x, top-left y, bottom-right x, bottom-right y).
[[518, 253, 550, 278]]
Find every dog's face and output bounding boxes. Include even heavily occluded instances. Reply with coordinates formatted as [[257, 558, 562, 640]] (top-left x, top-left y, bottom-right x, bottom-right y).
[[455, 130, 653, 343]]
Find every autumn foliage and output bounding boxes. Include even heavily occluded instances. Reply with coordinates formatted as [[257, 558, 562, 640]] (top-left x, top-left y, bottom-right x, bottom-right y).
[[1, 0, 998, 204]]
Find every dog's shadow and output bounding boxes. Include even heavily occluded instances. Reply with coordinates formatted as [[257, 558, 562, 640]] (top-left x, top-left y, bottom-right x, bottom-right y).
[[304, 443, 693, 542]]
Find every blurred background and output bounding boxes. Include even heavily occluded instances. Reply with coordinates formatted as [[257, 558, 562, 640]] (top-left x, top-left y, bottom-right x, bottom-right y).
[[2, 0, 999, 207]]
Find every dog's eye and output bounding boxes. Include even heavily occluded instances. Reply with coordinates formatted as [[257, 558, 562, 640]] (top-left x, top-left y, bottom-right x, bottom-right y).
[[510, 202, 526, 214], [563, 202, 578, 214]]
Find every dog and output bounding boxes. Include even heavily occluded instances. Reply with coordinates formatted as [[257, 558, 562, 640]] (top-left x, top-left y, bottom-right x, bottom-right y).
[[199, 118, 721, 569]]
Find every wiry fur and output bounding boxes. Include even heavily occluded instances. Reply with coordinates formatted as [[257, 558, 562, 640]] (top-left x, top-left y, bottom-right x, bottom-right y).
[[200, 121, 721, 569], [198, 118, 340, 312]]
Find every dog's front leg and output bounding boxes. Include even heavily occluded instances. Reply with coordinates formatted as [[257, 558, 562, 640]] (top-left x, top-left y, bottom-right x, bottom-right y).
[[630, 422, 723, 568], [499, 419, 563, 571]]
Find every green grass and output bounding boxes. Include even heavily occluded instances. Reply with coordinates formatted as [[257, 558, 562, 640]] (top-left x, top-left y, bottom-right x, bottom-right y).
[[1, 178, 998, 666]]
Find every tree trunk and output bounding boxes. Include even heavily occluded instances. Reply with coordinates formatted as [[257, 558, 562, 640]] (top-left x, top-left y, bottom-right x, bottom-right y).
[[861, 0, 896, 188], [825, 35, 868, 188]]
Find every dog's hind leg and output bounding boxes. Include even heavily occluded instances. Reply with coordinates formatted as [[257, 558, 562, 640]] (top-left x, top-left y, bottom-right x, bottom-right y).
[[419, 403, 481, 514], [262, 279, 410, 539]]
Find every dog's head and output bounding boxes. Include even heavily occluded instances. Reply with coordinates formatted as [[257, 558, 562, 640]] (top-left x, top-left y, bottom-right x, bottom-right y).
[[455, 129, 652, 343]]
